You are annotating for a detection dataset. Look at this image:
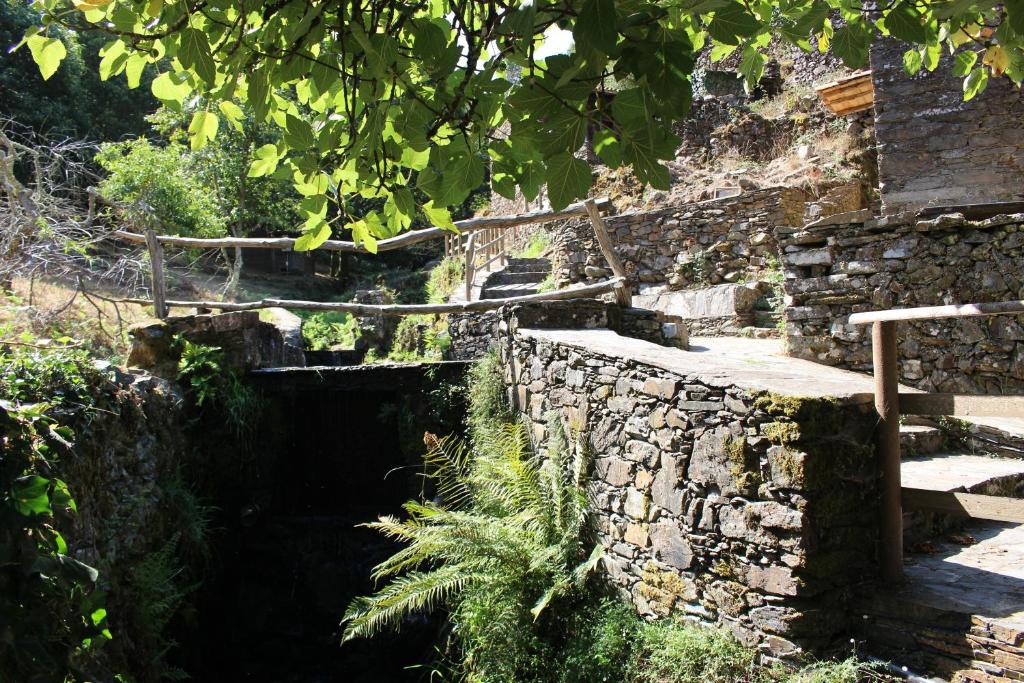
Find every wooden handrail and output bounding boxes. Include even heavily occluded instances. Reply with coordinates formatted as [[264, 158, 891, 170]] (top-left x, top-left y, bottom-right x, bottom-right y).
[[119, 277, 625, 317], [848, 300, 1024, 325], [112, 197, 611, 253]]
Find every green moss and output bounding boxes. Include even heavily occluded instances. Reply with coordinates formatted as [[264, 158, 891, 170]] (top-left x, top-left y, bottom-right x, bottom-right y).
[[725, 436, 761, 492], [762, 421, 801, 445]]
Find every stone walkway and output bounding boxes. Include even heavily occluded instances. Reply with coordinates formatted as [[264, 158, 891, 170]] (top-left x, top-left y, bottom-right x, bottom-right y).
[[520, 329, 892, 402]]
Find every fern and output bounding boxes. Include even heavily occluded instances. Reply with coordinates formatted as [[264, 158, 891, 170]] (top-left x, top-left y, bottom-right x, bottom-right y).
[[341, 355, 599, 681]]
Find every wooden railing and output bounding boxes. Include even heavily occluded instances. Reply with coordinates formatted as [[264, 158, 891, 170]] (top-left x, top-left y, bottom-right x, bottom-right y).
[[113, 197, 627, 318], [848, 300, 1024, 582], [444, 197, 614, 301]]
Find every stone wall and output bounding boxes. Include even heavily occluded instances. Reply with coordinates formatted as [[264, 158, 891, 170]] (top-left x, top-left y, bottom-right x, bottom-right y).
[[447, 311, 500, 361], [550, 188, 806, 289], [779, 211, 1024, 393], [497, 304, 880, 658], [871, 38, 1024, 214]]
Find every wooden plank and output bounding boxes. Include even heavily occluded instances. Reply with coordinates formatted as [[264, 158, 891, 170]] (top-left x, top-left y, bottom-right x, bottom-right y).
[[903, 488, 1024, 523], [875, 321, 903, 583], [111, 197, 611, 253], [848, 300, 1024, 324], [899, 393, 1024, 418], [118, 277, 626, 317], [144, 228, 168, 319], [585, 199, 631, 307]]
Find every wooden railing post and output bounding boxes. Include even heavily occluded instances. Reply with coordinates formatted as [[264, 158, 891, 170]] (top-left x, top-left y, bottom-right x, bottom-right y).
[[873, 320, 903, 582], [584, 199, 631, 307], [144, 227, 168, 319], [464, 232, 476, 301]]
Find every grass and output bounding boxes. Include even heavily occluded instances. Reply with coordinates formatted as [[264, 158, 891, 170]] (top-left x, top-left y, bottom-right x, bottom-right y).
[[513, 230, 551, 259]]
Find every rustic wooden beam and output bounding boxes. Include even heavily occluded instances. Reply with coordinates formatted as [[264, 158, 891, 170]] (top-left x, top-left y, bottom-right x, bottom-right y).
[[874, 321, 903, 583], [584, 199, 631, 307], [111, 197, 611, 253], [848, 300, 1024, 325], [464, 231, 477, 302], [143, 228, 168, 319], [120, 277, 625, 317], [903, 488, 1024, 524], [899, 393, 1024, 417]]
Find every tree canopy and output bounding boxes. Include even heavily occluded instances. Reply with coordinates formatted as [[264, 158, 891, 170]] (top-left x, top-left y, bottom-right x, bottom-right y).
[[17, 0, 1024, 251]]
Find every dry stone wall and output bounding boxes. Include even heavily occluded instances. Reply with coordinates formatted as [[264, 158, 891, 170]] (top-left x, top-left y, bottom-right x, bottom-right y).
[[779, 212, 1024, 393], [870, 38, 1024, 214], [550, 188, 806, 289], [497, 303, 879, 658]]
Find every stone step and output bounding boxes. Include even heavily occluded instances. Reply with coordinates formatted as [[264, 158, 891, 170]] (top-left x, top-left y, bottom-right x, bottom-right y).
[[902, 453, 1024, 497], [480, 283, 539, 299], [505, 257, 552, 273], [485, 270, 549, 286], [901, 424, 947, 457], [960, 417, 1024, 459]]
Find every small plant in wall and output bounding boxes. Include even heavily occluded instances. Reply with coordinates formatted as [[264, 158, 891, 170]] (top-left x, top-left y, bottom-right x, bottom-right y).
[[174, 337, 260, 433]]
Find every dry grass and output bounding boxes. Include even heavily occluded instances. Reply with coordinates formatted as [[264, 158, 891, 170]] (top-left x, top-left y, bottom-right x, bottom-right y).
[[1, 278, 153, 359]]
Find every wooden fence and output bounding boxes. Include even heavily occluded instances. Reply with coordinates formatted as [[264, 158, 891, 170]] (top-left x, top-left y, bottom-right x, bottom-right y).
[[847, 300, 1024, 582], [115, 197, 630, 318]]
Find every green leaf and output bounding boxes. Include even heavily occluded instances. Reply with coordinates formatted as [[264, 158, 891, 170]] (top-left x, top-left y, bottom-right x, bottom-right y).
[[247, 144, 279, 177], [1009, 0, 1024, 34], [545, 152, 592, 211], [151, 71, 191, 108], [294, 219, 332, 251], [952, 50, 978, 77], [708, 3, 760, 46], [125, 52, 147, 89], [903, 48, 923, 75], [883, 3, 927, 44], [738, 46, 765, 91], [963, 65, 988, 100], [423, 201, 455, 230], [188, 110, 219, 150], [285, 114, 317, 150], [573, 0, 618, 55], [831, 23, 871, 68], [12, 475, 51, 516], [178, 28, 217, 85], [27, 35, 67, 81]]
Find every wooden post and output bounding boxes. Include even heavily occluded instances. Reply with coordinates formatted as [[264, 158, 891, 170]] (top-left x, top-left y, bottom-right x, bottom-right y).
[[464, 232, 476, 301], [873, 320, 902, 582], [584, 199, 631, 307], [144, 227, 168, 319]]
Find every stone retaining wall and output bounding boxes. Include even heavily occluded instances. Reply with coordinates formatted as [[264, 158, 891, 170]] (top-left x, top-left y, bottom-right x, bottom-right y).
[[871, 37, 1024, 214], [497, 304, 879, 658], [779, 212, 1024, 393], [551, 188, 806, 290]]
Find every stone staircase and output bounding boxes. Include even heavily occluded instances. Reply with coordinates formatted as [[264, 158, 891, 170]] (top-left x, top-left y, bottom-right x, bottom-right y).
[[855, 420, 1024, 681], [479, 257, 551, 300]]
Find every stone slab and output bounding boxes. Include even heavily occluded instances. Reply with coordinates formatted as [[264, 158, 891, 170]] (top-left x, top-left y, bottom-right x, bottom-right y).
[[517, 328, 903, 403], [632, 283, 765, 320], [902, 454, 1024, 492]]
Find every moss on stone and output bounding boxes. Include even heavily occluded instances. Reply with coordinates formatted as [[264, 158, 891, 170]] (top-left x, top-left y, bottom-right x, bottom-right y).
[[725, 435, 762, 493], [761, 421, 801, 445]]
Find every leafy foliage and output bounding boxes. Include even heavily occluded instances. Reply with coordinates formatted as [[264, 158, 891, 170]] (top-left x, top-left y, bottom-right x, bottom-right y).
[[175, 338, 261, 435], [0, 0, 156, 140], [25, 0, 1019, 244], [301, 312, 358, 351], [426, 256, 465, 305], [95, 137, 227, 238], [0, 395, 109, 682]]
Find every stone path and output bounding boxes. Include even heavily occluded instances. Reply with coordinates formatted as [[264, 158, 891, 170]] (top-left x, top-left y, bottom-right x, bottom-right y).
[[520, 329, 896, 402]]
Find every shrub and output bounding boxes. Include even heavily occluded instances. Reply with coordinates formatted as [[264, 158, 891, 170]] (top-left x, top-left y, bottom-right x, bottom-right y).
[[95, 138, 226, 238], [301, 312, 357, 351], [426, 257, 465, 304]]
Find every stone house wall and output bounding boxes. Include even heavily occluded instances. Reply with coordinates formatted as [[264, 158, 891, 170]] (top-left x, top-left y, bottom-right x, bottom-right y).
[[550, 188, 807, 288], [779, 212, 1024, 393], [870, 38, 1024, 214], [497, 303, 879, 658]]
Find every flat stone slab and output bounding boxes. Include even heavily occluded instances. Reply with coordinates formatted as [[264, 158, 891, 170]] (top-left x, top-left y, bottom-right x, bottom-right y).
[[632, 282, 765, 320], [902, 453, 1024, 492], [518, 329, 906, 403], [903, 521, 1024, 629]]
